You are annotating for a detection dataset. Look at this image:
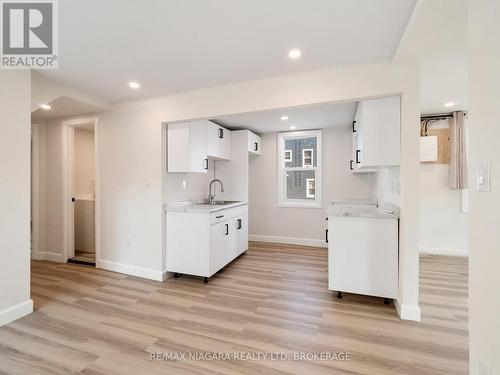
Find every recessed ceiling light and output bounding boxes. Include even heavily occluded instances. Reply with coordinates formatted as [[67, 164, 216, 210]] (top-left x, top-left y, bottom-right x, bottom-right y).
[[128, 81, 140, 89], [281, 116, 289, 121], [289, 126, 297, 130], [40, 104, 51, 110], [288, 49, 301, 59], [444, 102, 455, 107]]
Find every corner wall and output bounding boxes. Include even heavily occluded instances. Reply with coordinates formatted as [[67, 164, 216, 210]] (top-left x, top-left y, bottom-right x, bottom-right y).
[[0, 70, 33, 326]]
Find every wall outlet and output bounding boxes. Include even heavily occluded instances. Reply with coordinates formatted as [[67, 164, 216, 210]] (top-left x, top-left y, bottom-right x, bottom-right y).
[[182, 180, 187, 190]]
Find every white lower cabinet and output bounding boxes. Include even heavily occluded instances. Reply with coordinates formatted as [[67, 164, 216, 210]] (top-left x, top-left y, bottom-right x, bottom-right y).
[[166, 204, 248, 280]]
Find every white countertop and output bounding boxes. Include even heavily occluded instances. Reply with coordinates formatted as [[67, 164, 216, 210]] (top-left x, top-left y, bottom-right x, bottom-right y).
[[165, 200, 248, 213], [327, 199, 399, 219]]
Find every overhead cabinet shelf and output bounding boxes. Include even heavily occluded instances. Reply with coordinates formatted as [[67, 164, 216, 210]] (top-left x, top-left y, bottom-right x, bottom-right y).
[[350, 96, 401, 173]]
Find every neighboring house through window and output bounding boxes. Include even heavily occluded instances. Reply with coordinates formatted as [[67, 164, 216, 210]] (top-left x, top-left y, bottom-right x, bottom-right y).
[[277, 129, 322, 208]]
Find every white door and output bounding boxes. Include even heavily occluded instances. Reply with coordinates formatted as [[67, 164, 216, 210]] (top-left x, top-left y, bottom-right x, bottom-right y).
[[189, 120, 208, 173], [235, 213, 248, 256]]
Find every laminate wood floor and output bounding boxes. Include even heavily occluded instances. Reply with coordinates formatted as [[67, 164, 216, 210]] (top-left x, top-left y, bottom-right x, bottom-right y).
[[0, 242, 468, 375]]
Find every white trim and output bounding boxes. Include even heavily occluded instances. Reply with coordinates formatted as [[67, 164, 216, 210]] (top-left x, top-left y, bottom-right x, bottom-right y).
[[302, 148, 313, 167], [277, 130, 323, 208], [31, 124, 41, 259], [0, 300, 33, 327], [35, 251, 65, 262], [98, 259, 164, 281], [249, 235, 327, 248], [420, 247, 468, 257], [394, 299, 421, 321], [284, 149, 292, 162], [62, 117, 99, 264]]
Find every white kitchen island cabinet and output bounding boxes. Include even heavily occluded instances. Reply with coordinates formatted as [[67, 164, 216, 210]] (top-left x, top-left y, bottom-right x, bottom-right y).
[[166, 202, 248, 282]]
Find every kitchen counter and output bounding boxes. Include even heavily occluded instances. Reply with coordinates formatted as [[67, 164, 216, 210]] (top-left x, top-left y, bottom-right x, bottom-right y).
[[327, 199, 399, 219], [164, 200, 248, 213]]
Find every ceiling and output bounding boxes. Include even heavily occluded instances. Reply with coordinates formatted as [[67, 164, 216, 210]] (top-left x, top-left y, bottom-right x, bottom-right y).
[[394, 0, 467, 114], [38, 0, 416, 102], [213, 101, 357, 134], [31, 96, 107, 121]]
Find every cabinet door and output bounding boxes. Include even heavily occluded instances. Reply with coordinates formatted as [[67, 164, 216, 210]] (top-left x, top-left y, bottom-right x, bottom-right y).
[[235, 212, 248, 256], [207, 121, 231, 160], [209, 221, 228, 275], [189, 120, 208, 173], [359, 96, 400, 167], [248, 131, 261, 155]]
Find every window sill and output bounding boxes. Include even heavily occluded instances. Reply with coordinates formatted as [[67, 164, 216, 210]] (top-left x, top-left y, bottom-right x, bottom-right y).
[[278, 201, 322, 209]]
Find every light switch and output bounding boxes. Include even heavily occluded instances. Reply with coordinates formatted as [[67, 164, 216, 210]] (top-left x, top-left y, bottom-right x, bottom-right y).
[[477, 161, 491, 192]]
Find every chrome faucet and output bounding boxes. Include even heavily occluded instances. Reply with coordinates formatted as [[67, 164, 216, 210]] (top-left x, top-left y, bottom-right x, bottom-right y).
[[208, 179, 224, 204]]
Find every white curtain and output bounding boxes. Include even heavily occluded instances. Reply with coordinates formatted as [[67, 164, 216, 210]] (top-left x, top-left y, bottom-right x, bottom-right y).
[[449, 111, 468, 189]]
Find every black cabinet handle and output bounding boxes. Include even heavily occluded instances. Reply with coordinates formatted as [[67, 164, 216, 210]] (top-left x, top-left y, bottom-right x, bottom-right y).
[[254, 142, 258, 151], [349, 160, 353, 170], [352, 120, 357, 133], [326, 229, 329, 243], [356, 150, 361, 164], [72, 197, 75, 202], [237, 218, 242, 229], [218, 128, 224, 139], [204, 158, 209, 170], [216, 215, 224, 219], [225, 223, 229, 235]]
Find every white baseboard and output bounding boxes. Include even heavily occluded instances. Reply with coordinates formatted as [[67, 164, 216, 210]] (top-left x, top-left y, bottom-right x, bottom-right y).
[[395, 299, 421, 321], [249, 235, 327, 248], [420, 247, 468, 257], [97, 259, 164, 281], [0, 299, 33, 327], [35, 251, 65, 262]]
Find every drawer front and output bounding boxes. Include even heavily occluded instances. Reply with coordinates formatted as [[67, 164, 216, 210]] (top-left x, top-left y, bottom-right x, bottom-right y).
[[210, 204, 248, 225]]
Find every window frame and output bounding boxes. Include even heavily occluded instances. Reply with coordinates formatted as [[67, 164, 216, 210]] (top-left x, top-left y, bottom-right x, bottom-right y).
[[277, 129, 322, 208], [284, 149, 293, 162]]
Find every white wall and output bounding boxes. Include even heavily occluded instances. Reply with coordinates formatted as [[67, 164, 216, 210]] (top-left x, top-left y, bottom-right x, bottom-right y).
[[468, 0, 500, 373], [92, 61, 421, 319], [0, 70, 33, 326], [249, 127, 376, 246]]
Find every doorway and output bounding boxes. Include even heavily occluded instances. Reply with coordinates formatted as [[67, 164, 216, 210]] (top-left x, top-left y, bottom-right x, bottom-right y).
[[63, 117, 99, 266]]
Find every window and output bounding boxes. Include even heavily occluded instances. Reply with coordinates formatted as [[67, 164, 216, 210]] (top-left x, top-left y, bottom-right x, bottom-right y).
[[302, 149, 313, 167], [277, 130, 322, 208], [306, 178, 315, 198]]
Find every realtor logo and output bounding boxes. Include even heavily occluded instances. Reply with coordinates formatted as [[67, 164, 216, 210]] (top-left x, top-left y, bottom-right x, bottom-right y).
[[1, 0, 58, 69]]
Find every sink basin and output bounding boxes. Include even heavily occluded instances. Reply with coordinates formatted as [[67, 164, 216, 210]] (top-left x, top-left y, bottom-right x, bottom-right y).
[[195, 200, 240, 207]]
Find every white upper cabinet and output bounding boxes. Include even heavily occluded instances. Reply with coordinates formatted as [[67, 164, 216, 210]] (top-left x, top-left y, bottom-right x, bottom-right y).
[[247, 131, 261, 155], [351, 96, 400, 172], [167, 120, 208, 173], [206, 121, 231, 160]]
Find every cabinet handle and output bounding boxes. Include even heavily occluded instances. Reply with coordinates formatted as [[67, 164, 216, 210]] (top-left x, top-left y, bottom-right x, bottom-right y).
[[216, 215, 224, 219], [356, 150, 361, 164], [237, 218, 242, 229], [352, 120, 357, 133], [349, 160, 353, 170], [326, 229, 329, 243], [225, 223, 229, 235], [218, 128, 224, 139], [204, 158, 209, 170], [254, 142, 258, 152]]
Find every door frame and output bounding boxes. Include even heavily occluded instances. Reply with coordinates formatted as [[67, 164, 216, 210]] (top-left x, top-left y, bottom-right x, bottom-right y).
[[62, 117, 100, 264]]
